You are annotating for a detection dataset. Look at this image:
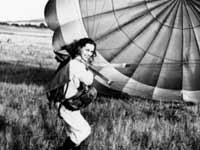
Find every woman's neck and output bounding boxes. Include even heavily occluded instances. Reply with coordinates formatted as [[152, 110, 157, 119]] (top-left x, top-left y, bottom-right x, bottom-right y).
[[75, 56, 93, 66]]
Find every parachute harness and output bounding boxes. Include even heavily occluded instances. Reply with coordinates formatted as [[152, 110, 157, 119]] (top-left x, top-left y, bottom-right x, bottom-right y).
[[46, 56, 98, 115]]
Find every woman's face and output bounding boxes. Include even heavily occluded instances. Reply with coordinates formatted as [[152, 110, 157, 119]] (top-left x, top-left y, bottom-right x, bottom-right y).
[[80, 43, 95, 62]]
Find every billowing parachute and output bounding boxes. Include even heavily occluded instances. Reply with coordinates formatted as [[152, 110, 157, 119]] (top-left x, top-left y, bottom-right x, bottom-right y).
[[45, 0, 200, 103]]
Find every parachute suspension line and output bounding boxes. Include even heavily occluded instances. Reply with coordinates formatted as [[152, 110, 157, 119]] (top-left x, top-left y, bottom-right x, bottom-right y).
[[192, 0, 200, 15], [83, 0, 101, 38], [143, 0, 178, 59], [184, 0, 200, 31], [154, 0, 179, 80], [188, 0, 200, 20], [95, 1, 146, 41], [140, 0, 200, 68], [134, 0, 179, 76], [99, 81, 182, 101], [82, 0, 153, 22], [149, 0, 200, 29], [98, 51, 200, 65], [95, 61, 200, 70], [185, 0, 200, 57], [191, 0, 200, 7], [183, 0, 192, 61], [91, 0, 97, 39], [145, 0, 189, 30], [145, 0, 177, 27], [108, 0, 175, 63], [153, 0, 181, 89], [180, 1, 184, 88], [95, 0, 170, 43], [183, 0, 200, 57], [188, 0, 200, 25], [85, 0, 89, 36], [124, 61, 200, 68], [94, 0, 107, 40], [123, 0, 177, 75], [164, 0, 181, 54], [98, 1, 176, 62]]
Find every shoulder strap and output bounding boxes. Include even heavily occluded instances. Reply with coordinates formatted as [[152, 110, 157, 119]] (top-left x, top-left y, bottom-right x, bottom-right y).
[[46, 59, 70, 92], [62, 82, 86, 102]]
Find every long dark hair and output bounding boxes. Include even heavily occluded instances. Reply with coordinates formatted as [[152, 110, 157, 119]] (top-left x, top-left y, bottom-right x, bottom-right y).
[[61, 38, 97, 60]]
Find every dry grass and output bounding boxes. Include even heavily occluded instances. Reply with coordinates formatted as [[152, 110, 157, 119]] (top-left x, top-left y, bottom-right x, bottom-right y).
[[1, 25, 200, 150]]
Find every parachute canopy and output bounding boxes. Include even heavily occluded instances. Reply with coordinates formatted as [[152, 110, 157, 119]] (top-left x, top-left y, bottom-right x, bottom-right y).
[[45, 0, 200, 103]]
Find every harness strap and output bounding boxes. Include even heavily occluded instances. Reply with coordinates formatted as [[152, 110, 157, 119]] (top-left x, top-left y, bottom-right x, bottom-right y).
[[57, 82, 69, 117], [57, 84, 86, 116], [57, 102, 63, 119]]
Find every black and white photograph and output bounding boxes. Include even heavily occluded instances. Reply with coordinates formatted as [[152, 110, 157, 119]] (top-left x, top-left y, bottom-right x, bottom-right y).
[[0, 0, 200, 149]]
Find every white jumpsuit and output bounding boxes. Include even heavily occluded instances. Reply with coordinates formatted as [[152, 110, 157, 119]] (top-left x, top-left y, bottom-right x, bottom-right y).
[[59, 56, 94, 145]]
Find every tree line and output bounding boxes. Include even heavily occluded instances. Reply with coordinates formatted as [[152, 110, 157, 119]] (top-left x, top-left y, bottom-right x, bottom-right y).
[[0, 22, 48, 29]]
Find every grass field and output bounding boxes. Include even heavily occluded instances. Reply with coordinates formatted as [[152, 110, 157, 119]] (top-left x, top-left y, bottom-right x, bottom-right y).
[[1, 25, 200, 150]]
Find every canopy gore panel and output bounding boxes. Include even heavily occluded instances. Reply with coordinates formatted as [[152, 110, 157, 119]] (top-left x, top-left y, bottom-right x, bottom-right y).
[[45, 0, 200, 102]]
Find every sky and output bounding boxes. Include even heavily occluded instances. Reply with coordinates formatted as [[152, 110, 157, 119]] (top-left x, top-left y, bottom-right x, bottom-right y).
[[0, 0, 49, 21]]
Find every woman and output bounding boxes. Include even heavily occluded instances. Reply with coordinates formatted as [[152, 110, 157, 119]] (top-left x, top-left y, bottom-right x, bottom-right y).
[[56, 38, 97, 150]]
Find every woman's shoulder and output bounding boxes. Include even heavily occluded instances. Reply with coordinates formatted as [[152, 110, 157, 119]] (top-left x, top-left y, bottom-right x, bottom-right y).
[[70, 56, 85, 68]]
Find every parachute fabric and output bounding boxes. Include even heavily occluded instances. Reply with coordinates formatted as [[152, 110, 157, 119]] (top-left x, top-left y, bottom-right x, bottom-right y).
[[45, 0, 200, 103]]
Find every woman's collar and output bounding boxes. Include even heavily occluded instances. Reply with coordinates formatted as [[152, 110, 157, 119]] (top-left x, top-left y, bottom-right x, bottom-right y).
[[75, 56, 83, 61], [75, 56, 86, 63]]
